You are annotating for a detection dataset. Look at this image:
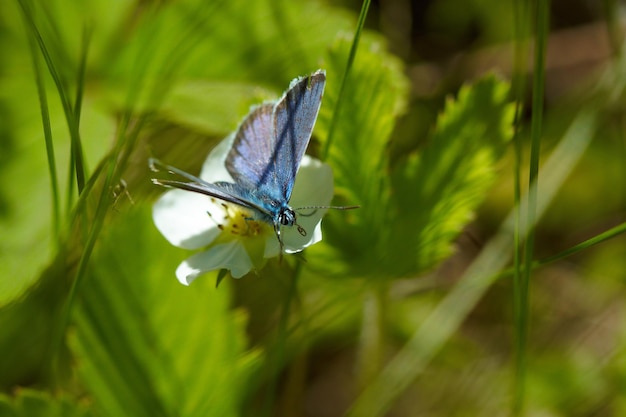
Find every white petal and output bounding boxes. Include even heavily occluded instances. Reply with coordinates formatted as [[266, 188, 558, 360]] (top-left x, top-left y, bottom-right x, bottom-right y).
[[284, 222, 323, 254], [290, 156, 334, 209], [176, 241, 253, 285], [199, 133, 236, 183], [265, 156, 334, 255], [153, 134, 240, 250], [263, 235, 280, 258], [153, 189, 222, 250]]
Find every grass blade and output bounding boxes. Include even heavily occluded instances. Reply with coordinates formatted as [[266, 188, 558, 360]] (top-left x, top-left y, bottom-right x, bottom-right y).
[[348, 110, 596, 417], [321, 0, 371, 161], [24, 18, 60, 238], [16, 0, 87, 196], [511, 0, 530, 410], [514, 0, 550, 413]]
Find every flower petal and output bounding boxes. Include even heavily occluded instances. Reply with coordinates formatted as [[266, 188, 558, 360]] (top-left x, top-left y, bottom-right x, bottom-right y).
[[176, 241, 253, 285], [290, 156, 334, 209], [264, 156, 334, 256], [200, 133, 235, 183], [284, 222, 323, 254], [153, 189, 222, 250]]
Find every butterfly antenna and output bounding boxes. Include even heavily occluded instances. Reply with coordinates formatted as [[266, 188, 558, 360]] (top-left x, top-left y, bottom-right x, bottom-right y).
[[295, 205, 360, 217], [296, 204, 360, 210]]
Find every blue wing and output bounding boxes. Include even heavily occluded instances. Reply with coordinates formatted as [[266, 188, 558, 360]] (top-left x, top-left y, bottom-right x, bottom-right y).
[[154, 178, 274, 223], [150, 158, 273, 221], [225, 103, 275, 189], [225, 70, 326, 204]]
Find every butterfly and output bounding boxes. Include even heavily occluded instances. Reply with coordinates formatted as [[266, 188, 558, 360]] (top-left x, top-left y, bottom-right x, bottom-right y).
[[150, 70, 356, 253]]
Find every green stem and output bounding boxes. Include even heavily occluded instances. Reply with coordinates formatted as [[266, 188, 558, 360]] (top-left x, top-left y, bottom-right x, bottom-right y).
[[514, 0, 550, 414], [25, 19, 61, 239], [264, 261, 304, 416], [321, 0, 371, 161], [498, 221, 626, 281], [511, 0, 530, 413], [49, 113, 145, 380], [16, 0, 87, 194], [73, 25, 91, 133]]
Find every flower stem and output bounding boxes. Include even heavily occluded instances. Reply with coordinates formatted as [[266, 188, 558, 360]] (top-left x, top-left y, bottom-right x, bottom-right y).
[[264, 261, 304, 416], [321, 0, 371, 161]]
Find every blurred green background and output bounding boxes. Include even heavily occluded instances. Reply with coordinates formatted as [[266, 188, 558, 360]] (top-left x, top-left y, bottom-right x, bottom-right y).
[[1, 0, 625, 416]]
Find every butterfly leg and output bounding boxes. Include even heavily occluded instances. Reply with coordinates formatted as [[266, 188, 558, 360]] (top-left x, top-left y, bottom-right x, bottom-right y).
[[273, 223, 285, 261]]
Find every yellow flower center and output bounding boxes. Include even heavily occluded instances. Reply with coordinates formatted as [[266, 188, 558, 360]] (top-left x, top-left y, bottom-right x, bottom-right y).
[[209, 199, 270, 242]]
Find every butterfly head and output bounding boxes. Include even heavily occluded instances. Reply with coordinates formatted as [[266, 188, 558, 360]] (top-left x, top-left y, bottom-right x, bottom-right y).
[[272, 206, 308, 257], [278, 207, 296, 227]]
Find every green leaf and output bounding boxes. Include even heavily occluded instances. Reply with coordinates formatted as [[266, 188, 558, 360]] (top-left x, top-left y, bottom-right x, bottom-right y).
[[0, 2, 115, 305], [389, 75, 514, 276], [0, 251, 71, 389], [99, 0, 355, 112], [0, 0, 358, 304], [312, 70, 512, 279], [0, 389, 93, 417], [349, 110, 596, 417], [70, 207, 260, 417], [0, 82, 115, 306], [159, 81, 275, 136], [310, 34, 409, 276]]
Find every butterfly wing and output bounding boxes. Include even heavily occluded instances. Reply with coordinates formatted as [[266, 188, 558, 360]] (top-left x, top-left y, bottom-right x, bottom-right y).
[[154, 178, 271, 220], [225, 103, 275, 189], [225, 70, 326, 204], [272, 70, 326, 202]]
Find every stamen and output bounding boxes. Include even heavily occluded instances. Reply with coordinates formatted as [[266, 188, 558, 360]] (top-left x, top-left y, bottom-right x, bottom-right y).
[[212, 202, 268, 239]]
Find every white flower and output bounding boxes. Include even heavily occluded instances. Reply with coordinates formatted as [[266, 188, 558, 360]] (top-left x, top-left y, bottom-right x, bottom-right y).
[[152, 135, 334, 285]]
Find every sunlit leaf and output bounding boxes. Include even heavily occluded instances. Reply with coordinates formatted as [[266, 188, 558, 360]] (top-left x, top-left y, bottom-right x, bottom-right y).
[[99, 0, 354, 112], [70, 207, 260, 417], [0, 389, 93, 417], [389, 75, 514, 276], [159, 81, 274, 135], [0, 2, 115, 305], [310, 34, 409, 276]]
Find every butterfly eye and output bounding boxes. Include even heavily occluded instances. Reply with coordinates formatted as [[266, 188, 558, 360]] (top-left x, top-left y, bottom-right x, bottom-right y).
[[279, 208, 296, 226]]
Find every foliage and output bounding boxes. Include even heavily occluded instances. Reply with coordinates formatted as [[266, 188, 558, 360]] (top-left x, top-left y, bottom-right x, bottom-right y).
[[1, 0, 624, 416], [72, 208, 259, 417]]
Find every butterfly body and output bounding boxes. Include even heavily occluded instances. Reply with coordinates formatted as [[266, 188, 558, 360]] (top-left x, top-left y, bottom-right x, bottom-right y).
[[152, 70, 327, 250], [211, 180, 297, 229]]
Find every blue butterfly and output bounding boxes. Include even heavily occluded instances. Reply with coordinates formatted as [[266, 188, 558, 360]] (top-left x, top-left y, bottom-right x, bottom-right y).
[[151, 70, 354, 252]]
